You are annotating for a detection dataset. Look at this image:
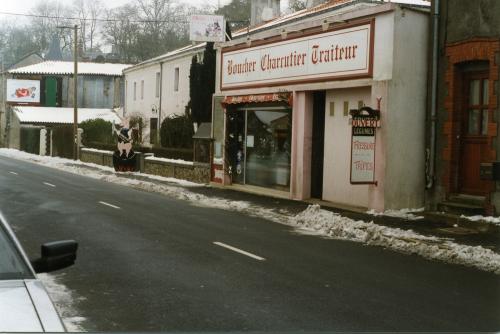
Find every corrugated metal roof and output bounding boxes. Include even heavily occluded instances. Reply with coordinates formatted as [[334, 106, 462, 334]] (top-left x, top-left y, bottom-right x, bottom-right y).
[[13, 106, 121, 124], [9, 61, 132, 76]]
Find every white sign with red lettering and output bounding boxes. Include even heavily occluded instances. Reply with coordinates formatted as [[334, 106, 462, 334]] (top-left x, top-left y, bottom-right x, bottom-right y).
[[351, 133, 376, 184], [221, 23, 371, 89]]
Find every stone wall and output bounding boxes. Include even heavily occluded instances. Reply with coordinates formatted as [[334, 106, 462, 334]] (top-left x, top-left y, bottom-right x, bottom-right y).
[[144, 158, 210, 184], [80, 148, 114, 168], [80, 148, 210, 184]]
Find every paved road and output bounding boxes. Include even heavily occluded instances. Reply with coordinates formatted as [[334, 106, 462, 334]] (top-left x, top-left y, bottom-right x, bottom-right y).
[[1, 155, 499, 331]]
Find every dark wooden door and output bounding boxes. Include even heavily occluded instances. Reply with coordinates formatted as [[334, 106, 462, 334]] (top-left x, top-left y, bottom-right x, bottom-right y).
[[311, 91, 325, 198], [459, 71, 490, 195]]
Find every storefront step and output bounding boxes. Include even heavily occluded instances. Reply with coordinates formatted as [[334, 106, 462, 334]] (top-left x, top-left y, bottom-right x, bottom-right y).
[[448, 194, 486, 207], [437, 200, 486, 216]]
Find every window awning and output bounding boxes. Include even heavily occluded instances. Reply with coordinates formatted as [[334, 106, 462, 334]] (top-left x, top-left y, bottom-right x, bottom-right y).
[[221, 92, 292, 107]]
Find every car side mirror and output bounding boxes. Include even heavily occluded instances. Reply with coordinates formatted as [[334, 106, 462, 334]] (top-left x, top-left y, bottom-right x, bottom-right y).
[[31, 240, 78, 273]]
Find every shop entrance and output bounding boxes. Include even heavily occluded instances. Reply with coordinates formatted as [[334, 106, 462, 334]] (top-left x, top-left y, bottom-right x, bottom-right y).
[[226, 105, 292, 191], [458, 65, 490, 195], [226, 110, 246, 184], [311, 91, 326, 198]]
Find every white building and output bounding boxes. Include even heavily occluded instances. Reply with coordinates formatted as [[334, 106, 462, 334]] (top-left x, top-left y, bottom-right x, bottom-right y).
[[211, 0, 430, 211], [123, 44, 206, 146]]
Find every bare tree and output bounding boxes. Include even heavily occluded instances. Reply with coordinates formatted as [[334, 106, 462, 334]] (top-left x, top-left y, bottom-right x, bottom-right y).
[[287, 0, 307, 13], [87, 0, 103, 51], [73, 0, 89, 52], [72, 0, 102, 53], [30, 1, 73, 53], [103, 4, 140, 63]]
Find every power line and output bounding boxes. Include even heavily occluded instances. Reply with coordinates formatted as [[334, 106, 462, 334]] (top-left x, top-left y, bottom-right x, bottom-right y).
[[0, 10, 191, 24]]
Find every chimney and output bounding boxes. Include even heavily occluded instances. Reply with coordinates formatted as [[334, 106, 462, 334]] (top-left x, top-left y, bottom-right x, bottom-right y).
[[251, 0, 281, 26], [45, 34, 63, 61]]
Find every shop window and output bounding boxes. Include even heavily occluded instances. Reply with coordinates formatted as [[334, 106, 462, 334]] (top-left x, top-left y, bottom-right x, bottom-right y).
[[226, 107, 292, 191]]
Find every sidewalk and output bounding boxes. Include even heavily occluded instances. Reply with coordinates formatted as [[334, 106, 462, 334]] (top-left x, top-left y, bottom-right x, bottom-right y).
[[107, 165, 500, 253]]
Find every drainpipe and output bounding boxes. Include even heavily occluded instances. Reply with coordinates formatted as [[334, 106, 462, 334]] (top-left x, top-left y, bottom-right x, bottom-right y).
[[426, 0, 439, 189], [158, 61, 164, 145]]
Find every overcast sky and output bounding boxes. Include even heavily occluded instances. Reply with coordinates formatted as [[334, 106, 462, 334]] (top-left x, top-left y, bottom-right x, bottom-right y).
[[0, 0, 247, 15]]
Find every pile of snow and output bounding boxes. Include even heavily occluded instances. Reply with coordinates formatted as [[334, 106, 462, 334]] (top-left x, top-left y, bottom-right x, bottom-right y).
[[81, 148, 113, 154], [367, 207, 425, 221], [294, 205, 500, 274], [461, 214, 500, 227], [37, 273, 87, 332], [1, 149, 500, 275], [145, 156, 194, 166]]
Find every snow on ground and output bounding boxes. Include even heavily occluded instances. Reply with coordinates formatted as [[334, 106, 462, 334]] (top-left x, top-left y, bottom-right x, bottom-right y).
[[145, 156, 194, 166], [2, 148, 500, 275], [37, 273, 87, 332], [0, 148, 200, 188], [460, 214, 500, 226], [294, 205, 500, 275], [367, 207, 425, 221]]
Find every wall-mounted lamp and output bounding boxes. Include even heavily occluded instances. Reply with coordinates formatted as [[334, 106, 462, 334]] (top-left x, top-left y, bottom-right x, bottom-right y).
[[246, 36, 251, 47], [322, 19, 330, 31], [280, 28, 287, 40], [322, 18, 347, 31], [151, 104, 158, 114]]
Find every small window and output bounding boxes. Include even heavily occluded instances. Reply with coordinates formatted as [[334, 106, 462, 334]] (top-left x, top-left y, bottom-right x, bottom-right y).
[[141, 80, 144, 100], [133, 82, 137, 101], [174, 67, 179, 92], [155, 72, 161, 98]]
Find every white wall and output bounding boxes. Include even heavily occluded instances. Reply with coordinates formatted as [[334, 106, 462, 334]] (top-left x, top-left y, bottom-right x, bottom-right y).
[[382, 8, 428, 209], [124, 49, 202, 145], [372, 11, 395, 81], [323, 87, 372, 208], [124, 63, 161, 144], [161, 56, 193, 122]]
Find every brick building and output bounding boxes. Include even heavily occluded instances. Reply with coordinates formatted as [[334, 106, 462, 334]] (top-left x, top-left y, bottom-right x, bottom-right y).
[[427, 0, 500, 214]]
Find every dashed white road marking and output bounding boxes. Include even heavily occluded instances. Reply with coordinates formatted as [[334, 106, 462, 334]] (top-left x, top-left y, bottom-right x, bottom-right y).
[[99, 201, 121, 209], [213, 242, 266, 261], [43, 182, 56, 188], [9, 171, 18, 175]]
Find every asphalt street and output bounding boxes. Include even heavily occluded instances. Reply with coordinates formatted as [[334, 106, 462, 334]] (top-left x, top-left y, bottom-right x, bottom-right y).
[[1, 155, 499, 331]]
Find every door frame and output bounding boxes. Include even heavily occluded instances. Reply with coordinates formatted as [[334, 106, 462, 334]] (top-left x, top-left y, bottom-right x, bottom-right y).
[[442, 39, 499, 200]]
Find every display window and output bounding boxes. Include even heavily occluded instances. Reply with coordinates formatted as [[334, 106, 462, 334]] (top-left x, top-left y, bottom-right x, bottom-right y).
[[226, 105, 292, 191]]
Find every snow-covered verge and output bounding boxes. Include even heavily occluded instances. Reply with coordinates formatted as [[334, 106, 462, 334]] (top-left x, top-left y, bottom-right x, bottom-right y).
[[37, 273, 87, 332], [0, 148, 201, 188], [294, 205, 500, 275], [460, 214, 500, 227], [1, 148, 500, 275], [145, 156, 194, 166], [367, 207, 425, 221]]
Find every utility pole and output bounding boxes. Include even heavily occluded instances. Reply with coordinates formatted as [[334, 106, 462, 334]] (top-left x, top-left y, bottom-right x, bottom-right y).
[[73, 24, 79, 160], [58, 25, 79, 160]]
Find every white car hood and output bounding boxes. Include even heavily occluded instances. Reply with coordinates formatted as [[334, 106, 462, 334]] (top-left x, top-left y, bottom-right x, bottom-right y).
[[0, 280, 65, 332]]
